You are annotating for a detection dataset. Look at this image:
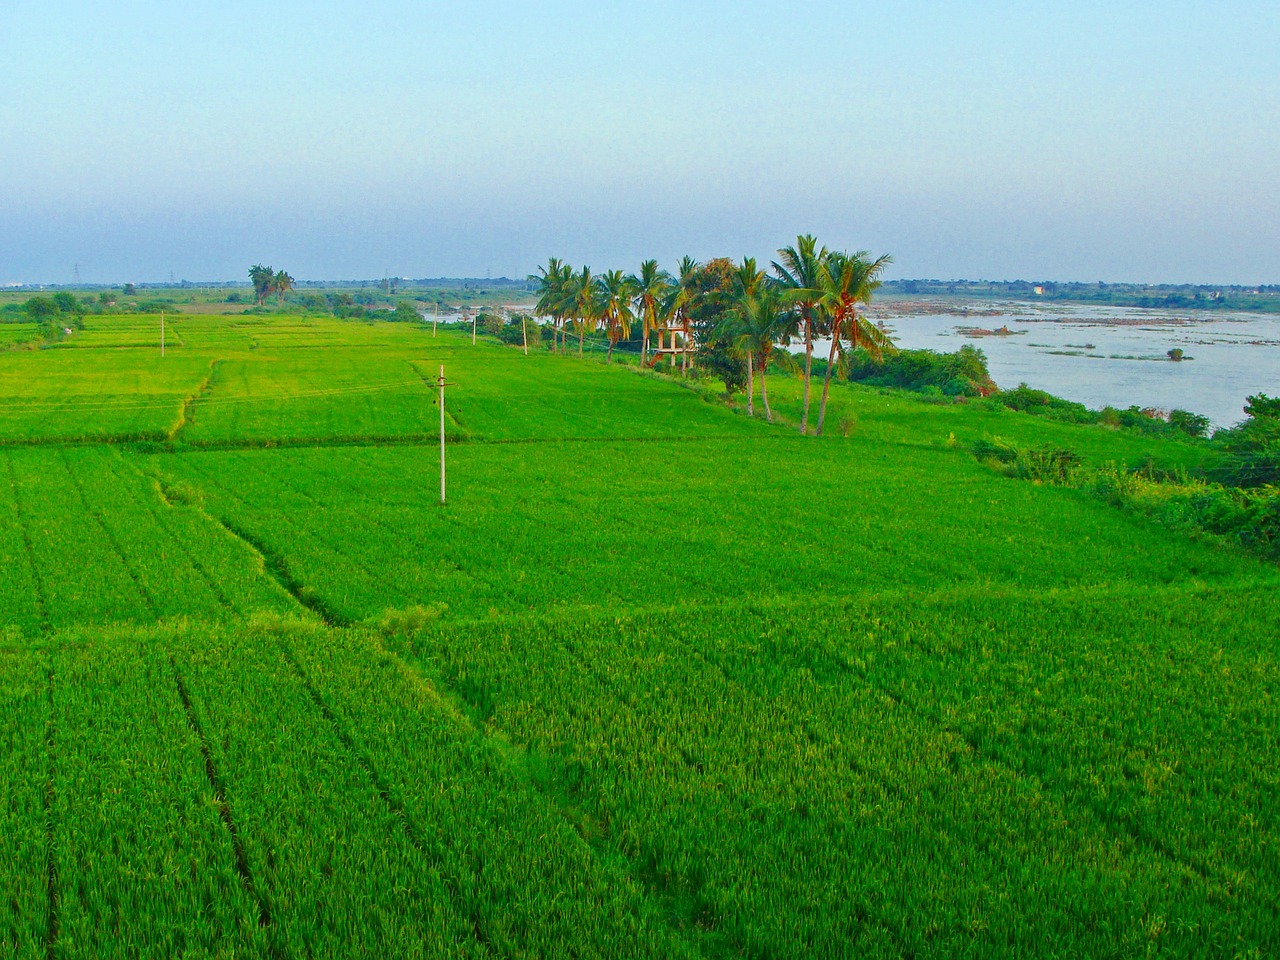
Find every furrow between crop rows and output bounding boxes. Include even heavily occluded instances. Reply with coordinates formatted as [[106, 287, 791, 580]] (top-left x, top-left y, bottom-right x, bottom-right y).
[[3, 452, 49, 631], [169, 659, 271, 931], [279, 645, 505, 958], [394, 596, 1275, 958], [58, 450, 160, 619], [103, 455, 239, 616], [42, 663, 58, 960], [168, 359, 222, 442], [281, 626, 702, 958]]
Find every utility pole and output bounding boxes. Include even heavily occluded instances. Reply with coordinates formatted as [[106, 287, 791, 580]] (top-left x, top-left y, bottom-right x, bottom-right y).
[[435, 365, 456, 505], [521, 313, 528, 355], [471, 310, 476, 345]]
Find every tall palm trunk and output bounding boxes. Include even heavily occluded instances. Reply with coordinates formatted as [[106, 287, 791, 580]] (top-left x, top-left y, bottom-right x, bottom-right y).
[[579, 324, 585, 358], [815, 320, 842, 437], [760, 361, 773, 422], [800, 314, 813, 434], [642, 325, 649, 366], [745, 352, 754, 417]]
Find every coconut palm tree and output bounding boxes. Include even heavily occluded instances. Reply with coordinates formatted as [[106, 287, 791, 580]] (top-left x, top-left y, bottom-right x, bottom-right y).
[[732, 256, 765, 299], [772, 235, 827, 433], [656, 256, 701, 374], [248, 264, 274, 305], [814, 250, 894, 436], [568, 265, 598, 358], [531, 258, 573, 353], [597, 269, 636, 363], [274, 270, 295, 304], [626, 259, 672, 365], [719, 262, 793, 420]]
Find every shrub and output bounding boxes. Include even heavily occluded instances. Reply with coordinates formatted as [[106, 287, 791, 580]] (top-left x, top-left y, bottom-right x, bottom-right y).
[[478, 312, 504, 338], [1011, 447, 1082, 483], [847, 344, 995, 397], [369, 603, 448, 636], [1169, 409, 1211, 438], [498, 313, 543, 346], [970, 436, 1019, 465]]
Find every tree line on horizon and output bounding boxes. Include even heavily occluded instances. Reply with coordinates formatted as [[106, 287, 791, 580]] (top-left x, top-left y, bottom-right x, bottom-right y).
[[530, 235, 893, 436]]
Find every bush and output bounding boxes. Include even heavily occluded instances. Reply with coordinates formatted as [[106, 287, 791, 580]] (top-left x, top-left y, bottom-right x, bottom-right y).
[[369, 603, 448, 636], [847, 344, 994, 397], [1169, 409, 1211, 438], [698, 339, 747, 394], [477, 312, 504, 338], [1010, 447, 1082, 483], [991, 384, 1096, 423], [970, 436, 1019, 464], [497, 314, 542, 346], [391, 302, 422, 323]]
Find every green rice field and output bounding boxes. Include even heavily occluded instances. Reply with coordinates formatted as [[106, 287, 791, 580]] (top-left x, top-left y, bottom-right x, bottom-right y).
[[0, 312, 1276, 958]]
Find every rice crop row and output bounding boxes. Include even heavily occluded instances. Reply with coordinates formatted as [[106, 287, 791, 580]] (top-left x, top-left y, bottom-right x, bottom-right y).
[[4, 597, 1273, 957], [851, 584, 1280, 912], [0, 448, 298, 631], [0, 649, 47, 959], [0, 350, 209, 442], [171, 626, 491, 957], [48, 640, 261, 959], [149, 436, 1273, 626], [19, 619, 700, 957], [394, 586, 1280, 957], [281, 622, 698, 957]]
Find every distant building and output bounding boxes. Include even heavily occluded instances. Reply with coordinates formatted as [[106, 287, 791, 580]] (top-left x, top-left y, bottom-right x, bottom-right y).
[[1033, 285, 1045, 295]]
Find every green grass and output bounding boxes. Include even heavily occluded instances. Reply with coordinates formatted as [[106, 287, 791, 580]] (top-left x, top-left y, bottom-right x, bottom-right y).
[[0, 314, 1275, 957]]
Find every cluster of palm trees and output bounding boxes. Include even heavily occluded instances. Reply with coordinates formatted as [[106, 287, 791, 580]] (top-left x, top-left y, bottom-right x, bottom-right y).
[[531, 258, 688, 365], [248, 264, 297, 305], [530, 235, 892, 436]]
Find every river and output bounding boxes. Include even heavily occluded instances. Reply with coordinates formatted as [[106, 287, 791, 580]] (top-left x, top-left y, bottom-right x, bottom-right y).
[[817, 298, 1280, 428]]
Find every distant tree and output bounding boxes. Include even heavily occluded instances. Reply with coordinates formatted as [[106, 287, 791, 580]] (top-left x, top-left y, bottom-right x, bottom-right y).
[[1167, 348, 1185, 361], [772, 235, 828, 433], [52, 292, 81, 315], [122, 283, 136, 296], [597, 269, 635, 362], [392, 302, 421, 323], [274, 270, 295, 304], [654, 256, 701, 374], [627, 259, 673, 366], [568, 266, 598, 357], [814, 250, 894, 436], [478, 311, 504, 337], [22, 297, 57, 321], [531, 257, 573, 354], [248, 264, 274, 304], [719, 270, 793, 421]]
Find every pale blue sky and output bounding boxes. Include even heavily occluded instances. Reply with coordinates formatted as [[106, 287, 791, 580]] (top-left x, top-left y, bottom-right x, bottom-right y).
[[2, 1, 1277, 284]]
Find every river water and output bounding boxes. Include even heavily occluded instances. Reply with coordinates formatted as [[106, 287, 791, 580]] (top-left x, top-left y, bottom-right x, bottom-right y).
[[817, 298, 1280, 428]]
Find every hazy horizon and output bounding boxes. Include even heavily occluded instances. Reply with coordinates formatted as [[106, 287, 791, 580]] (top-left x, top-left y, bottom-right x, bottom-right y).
[[4, 2, 1276, 286]]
